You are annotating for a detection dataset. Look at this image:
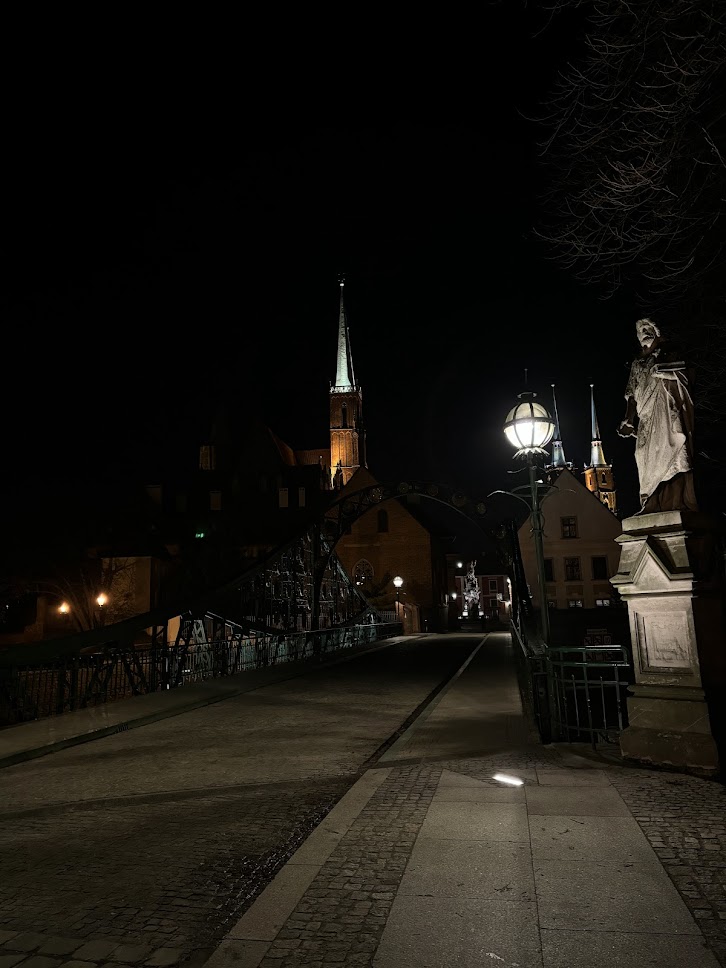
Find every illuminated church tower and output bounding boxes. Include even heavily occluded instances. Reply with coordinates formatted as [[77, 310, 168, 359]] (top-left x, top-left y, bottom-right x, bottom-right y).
[[583, 384, 617, 514], [330, 276, 366, 488], [545, 384, 575, 482]]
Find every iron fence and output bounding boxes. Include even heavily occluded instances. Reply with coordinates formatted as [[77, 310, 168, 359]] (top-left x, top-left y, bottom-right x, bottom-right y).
[[0, 622, 401, 727], [547, 644, 632, 747]]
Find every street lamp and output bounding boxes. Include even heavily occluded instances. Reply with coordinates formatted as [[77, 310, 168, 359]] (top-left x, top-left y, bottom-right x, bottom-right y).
[[96, 593, 108, 627], [393, 575, 403, 623], [502, 390, 555, 645]]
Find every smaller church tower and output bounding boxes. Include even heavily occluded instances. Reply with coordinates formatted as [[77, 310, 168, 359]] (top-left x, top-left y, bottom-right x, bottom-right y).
[[583, 384, 617, 514], [545, 384, 575, 483], [330, 276, 366, 488]]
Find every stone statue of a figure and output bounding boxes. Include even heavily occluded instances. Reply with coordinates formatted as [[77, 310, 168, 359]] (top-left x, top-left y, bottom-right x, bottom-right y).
[[617, 317, 698, 514]]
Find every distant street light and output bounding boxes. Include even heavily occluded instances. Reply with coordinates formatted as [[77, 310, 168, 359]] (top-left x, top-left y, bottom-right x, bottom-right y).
[[96, 593, 108, 627], [393, 576, 403, 624]]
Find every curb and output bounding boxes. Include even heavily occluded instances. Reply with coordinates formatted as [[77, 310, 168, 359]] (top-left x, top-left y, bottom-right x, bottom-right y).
[[377, 635, 487, 764], [200, 766, 392, 968]]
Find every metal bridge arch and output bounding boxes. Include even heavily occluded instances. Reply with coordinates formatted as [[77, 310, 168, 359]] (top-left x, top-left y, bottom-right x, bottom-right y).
[[312, 480, 529, 627]]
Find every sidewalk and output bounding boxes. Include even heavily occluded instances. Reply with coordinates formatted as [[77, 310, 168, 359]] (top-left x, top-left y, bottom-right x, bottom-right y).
[[201, 631, 725, 968], [0, 637, 404, 769]]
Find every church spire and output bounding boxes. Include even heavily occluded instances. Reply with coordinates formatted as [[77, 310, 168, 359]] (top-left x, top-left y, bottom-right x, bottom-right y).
[[329, 275, 365, 487], [583, 383, 617, 515], [589, 384, 607, 468], [334, 274, 356, 390], [549, 384, 568, 468]]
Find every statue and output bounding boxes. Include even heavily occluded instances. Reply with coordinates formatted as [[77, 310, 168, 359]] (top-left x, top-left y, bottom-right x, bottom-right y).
[[463, 562, 480, 616], [617, 317, 698, 514]]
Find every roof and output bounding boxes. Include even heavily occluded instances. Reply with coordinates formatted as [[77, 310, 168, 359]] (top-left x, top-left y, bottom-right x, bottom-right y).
[[295, 448, 330, 467]]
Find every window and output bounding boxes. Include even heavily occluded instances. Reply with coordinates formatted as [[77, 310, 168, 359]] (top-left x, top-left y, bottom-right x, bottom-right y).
[[199, 444, 216, 471], [377, 509, 389, 533], [353, 559, 374, 586], [561, 516, 578, 539], [298, 487, 306, 508], [489, 598, 498, 609], [278, 487, 289, 508], [568, 599, 584, 608], [595, 598, 612, 607], [564, 557, 581, 581], [601, 472, 608, 485], [341, 403, 348, 428], [210, 490, 222, 511], [544, 558, 555, 582], [489, 579, 498, 592], [547, 599, 557, 609], [592, 556, 608, 580]]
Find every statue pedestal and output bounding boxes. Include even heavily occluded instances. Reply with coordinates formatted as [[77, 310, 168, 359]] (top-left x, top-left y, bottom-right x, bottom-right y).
[[611, 511, 726, 774]]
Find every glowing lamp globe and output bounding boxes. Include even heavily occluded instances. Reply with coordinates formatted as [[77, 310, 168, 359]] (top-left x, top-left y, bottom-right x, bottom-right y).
[[503, 391, 555, 457]]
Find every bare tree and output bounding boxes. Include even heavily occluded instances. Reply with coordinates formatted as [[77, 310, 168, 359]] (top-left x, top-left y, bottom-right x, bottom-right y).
[[535, 0, 726, 469], [32, 556, 140, 634]]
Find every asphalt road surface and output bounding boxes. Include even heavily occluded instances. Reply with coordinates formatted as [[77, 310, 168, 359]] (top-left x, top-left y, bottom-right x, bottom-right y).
[[0, 633, 483, 966]]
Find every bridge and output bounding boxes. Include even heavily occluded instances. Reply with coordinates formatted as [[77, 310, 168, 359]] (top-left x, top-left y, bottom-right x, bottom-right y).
[[0, 481, 524, 726], [0, 479, 632, 757]]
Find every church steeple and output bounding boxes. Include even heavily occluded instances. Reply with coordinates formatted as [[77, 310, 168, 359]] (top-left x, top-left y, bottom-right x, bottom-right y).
[[549, 384, 568, 469], [589, 384, 607, 468], [334, 276, 357, 391], [583, 384, 617, 515], [329, 275, 366, 488]]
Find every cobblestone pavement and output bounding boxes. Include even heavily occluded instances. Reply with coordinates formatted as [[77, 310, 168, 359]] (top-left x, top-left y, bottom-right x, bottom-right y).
[[248, 750, 726, 968], [0, 637, 477, 968], [609, 767, 726, 967], [255, 748, 559, 968]]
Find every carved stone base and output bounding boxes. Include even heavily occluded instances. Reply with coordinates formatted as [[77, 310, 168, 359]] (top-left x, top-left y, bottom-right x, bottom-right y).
[[611, 510, 726, 775], [619, 684, 719, 773]]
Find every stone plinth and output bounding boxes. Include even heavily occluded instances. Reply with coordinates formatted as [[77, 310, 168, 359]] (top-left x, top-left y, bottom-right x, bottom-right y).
[[611, 511, 726, 774]]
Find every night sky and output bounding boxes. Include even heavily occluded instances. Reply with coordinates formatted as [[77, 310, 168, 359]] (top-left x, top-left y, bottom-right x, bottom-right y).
[[4, 8, 645, 528]]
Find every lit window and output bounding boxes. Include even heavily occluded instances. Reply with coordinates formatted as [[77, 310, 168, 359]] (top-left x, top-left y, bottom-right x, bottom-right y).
[[561, 516, 578, 539], [279, 487, 289, 508], [199, 444, 216, 471], [353, 559, 374, 585], [568, 599, 583, 608], [595, 598, 612, 607]]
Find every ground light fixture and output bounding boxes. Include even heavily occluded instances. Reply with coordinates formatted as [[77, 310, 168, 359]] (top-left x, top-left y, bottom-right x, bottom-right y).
[[492, 773, 524, 787]]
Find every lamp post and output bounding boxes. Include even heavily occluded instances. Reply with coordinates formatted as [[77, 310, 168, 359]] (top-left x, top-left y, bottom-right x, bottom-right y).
[[393, 575, 403, 624], [96, 593, 108, 628], [502, 391, 555, 646]]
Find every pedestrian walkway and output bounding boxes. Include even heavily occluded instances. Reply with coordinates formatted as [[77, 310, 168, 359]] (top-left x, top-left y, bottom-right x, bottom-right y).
[[200, 631, 725, 968], [0, 637, 403, 769], [1, 631, 724, 967]]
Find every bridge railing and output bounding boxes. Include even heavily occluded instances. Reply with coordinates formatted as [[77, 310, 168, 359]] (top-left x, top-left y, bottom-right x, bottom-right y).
[[0, 621, 402, 727], [510, 615, 632, 748]]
